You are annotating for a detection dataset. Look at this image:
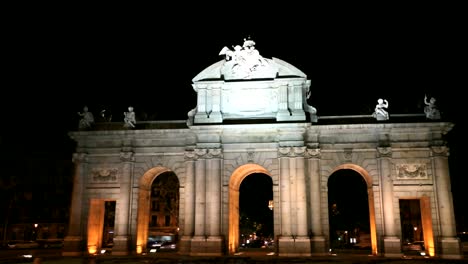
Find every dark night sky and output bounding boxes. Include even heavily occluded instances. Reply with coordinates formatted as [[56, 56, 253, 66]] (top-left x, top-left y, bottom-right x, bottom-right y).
[[2, 5, 466, 230]]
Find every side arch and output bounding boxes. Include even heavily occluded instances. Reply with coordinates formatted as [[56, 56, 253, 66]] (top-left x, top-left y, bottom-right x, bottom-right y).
[[330, 164, 378, 255], [135, 167, 172, 254], [228, 164, 271, 254]]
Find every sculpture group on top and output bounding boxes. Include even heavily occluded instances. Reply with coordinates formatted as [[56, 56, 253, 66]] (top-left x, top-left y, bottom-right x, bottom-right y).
[[219, 37, 276, 79]]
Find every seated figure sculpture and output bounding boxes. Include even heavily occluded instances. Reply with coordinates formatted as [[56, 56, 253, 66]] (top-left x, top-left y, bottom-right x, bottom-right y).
[[424, 95, 441, 120], [123, 106, 136, 128], [373, 98, 389, 121]]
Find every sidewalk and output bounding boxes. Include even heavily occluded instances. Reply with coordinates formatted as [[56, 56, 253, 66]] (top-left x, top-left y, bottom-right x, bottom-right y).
[[8, 252, 466, 264]]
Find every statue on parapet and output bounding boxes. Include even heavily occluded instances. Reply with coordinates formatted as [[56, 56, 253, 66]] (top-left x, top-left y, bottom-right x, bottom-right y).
[[186, 107, 197, 126], [424, 95, 441, 120], [305, 88, 318, 123], [123, 106, 136, 128], [372, 98, 389, 121], [78, 105, 94, 130]]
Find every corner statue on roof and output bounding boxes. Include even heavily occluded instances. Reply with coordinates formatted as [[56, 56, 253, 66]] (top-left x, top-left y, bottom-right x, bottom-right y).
[[373, 98, 389, 121], [219, 37, 276, 79]]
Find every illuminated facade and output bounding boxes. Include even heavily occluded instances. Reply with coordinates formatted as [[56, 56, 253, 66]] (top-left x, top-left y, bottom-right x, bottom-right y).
[[63, 44, 462, 259]]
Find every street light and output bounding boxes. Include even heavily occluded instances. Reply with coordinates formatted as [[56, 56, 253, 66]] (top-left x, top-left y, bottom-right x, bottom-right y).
[[32, 224, 38, 241], [268, 200, 273, 210]]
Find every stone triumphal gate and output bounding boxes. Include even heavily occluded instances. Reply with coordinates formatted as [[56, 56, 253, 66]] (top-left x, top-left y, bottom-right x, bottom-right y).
[[64, 40, 462, 259]]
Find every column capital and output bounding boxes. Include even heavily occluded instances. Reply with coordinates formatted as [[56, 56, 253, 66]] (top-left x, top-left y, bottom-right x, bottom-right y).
[[120, 151, 135, 162], [207, 148, 223, 159], [278, 146, 306, 157], [194, 148, 223, 159], [72, 152, 88, 163], [306, 148, 321, 159], [431, 146, 449, 157], [377, 147, 392, 158], [185, 150, 197, 161]]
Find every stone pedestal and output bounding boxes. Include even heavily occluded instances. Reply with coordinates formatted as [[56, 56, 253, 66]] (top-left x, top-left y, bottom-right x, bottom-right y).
[[190, 236, 224, 256], [62, 236, 84, 256], [111, 236, 129, 255], [178, 236, 192, 255], [310, 236, 326, 255], [382, 237, 402, 258], [278, 236, 311, 256], [439, 237, 462, 259]]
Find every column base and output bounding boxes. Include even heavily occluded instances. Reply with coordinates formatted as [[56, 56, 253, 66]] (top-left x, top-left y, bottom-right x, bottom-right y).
[[310, 236, 327, 255], [178, 236, 192, 255], [111, 236, 129, 255], [190, 236, 224, 256], [62, 236, 84, 256], [276, 110, 292, 121], [439, 237, 463, 259], [382, 236, 402, 258], [278, 236, 311, 256]]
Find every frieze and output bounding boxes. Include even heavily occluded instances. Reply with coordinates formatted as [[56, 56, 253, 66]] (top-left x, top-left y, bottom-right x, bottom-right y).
[[91, 168, 118, 182], [396, 164, 427, 179]]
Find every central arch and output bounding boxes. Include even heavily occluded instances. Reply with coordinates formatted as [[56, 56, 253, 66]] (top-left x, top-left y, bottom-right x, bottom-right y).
[[228, 164, 271, 254], [330, 164, 378, 255]]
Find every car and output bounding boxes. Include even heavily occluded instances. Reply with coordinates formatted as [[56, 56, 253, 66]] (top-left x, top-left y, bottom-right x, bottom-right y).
[[38, 240, 64, 249], [402, 241, 427, 256], [159, 241, 176, 251], [147, 240, 164, 253], [7, 241, 40, 249]]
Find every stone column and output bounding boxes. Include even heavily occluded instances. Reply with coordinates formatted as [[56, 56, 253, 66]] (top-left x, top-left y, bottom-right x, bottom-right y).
[[277, 83, 290, 121], [193, 149, 206, 237], [307, 148, 322, 236], [206, 149, 222, 237], [179, 150, 196, 254], [197, 86, 206, 114], [191, 148, 207, 254], [377, 147, 400, 257], [194, 85, 209, 123], [307, 148, 326, 254], [113, 151, 134, 255], [278, 148, 291, 237], [290, 83, 302, 111], [294, 148, 308, 237], [63, 153, 87, 256], [205, 148, 223, 254], [278, 147, 311, 256], [431, 146, 461, 258], [208, 85, 223, 123]]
